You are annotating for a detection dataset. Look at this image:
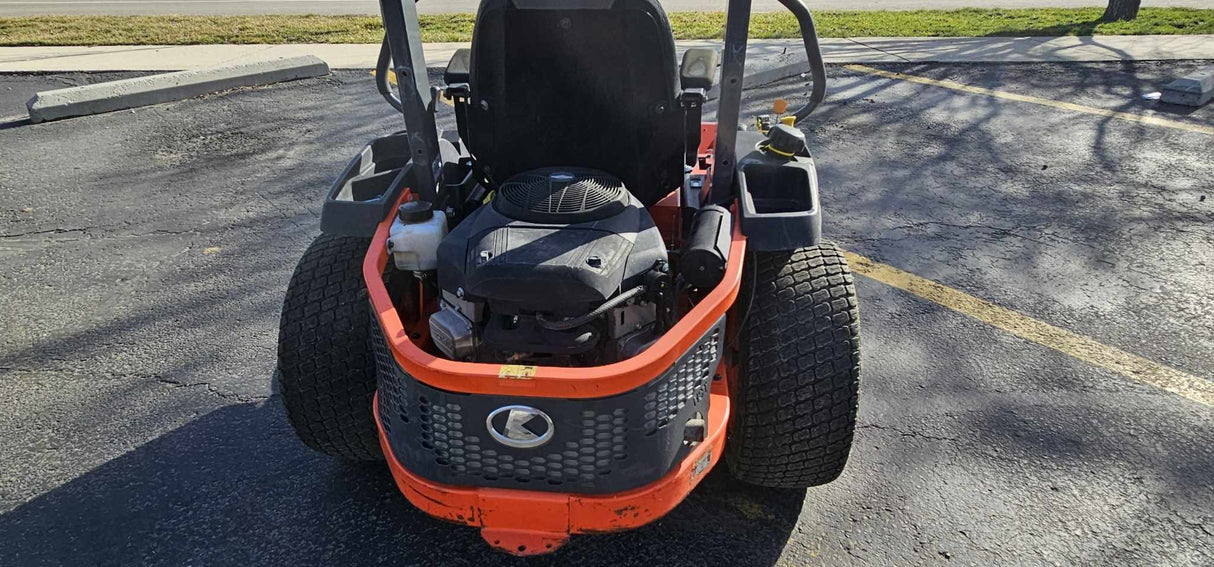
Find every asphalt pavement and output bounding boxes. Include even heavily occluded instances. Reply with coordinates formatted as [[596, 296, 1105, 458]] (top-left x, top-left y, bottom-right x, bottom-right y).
[[2, 0, 1213, 16], [1, 61, 1212, 565]]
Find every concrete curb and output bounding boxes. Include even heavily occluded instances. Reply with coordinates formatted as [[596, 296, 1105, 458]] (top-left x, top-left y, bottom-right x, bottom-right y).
[[1161, 66, 1214, 107], [26, 55, 330, 123], [707, 54, 815, 101]]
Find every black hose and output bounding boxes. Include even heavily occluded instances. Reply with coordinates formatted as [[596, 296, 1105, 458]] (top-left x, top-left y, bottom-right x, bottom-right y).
[[536, 286, 647, 331], [376, 34, 403, 112], [775, 0, 828, 121], [730, 251, 758, 346]]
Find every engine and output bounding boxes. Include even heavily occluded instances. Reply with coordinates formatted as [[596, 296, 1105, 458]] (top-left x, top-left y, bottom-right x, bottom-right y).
[[430, 168, 670, 365]]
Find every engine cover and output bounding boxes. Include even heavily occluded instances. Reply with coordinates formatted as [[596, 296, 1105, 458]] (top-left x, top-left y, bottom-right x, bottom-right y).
[[436, 168, 667, 315]]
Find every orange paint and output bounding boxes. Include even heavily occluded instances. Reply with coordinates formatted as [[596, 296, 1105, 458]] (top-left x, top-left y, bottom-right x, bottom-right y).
[[650, 187, 683, 247]]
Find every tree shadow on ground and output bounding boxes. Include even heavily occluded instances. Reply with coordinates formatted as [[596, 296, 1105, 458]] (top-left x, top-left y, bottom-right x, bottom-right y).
[[0, 400, 804, 567]]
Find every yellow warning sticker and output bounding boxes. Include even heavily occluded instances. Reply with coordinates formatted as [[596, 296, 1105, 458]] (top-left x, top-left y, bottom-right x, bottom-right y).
[[498, 365, 537, 380]]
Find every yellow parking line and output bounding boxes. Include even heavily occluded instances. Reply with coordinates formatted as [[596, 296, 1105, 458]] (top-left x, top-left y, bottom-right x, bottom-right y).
[[845, 64, 1214, 137], [370, 69, 397, 85], [369, 70, 454, 107], [842, 250, 1214, 407]]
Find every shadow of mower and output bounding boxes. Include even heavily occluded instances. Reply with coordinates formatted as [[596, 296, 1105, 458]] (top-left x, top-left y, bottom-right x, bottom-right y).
[[1, 399, 804, 567]]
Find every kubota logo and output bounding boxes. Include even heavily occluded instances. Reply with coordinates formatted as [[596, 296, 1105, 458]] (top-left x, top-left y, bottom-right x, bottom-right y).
[[486, 405, 554, 449]]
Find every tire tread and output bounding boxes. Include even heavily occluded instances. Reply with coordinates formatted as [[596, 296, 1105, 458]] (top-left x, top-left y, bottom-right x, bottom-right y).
[[726, 243, 861, 488], [277, 234, 382, 461]]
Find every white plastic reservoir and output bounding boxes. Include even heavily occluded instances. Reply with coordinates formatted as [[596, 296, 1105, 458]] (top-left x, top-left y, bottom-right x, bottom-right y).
[[387, 201, 448, 271]]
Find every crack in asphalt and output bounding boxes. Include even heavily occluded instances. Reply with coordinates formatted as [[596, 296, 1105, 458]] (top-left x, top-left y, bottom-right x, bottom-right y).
[[3, 366, 266, 403], [0, 227, 200, 240], [0, 227, 90, 239], [0, 365, 160, 379], [957, 525, 1003, 559], [1171, 510, 1214, 538], [857, 422, 959, 443], [841, 542, 867, 562], [156, 377, 269, 403]]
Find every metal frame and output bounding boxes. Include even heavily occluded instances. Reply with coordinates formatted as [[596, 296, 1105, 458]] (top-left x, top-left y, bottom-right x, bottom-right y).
[[379, 0, 443, 201], [707, 0, 753, 205]]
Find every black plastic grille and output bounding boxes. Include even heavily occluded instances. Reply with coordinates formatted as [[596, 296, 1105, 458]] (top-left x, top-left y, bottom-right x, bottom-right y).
[[370, 321, 406, 437], [372, 315, 725, 494], [645, 327, 719, 433], [416, 404, 630, 484], [494, 167, 628, 223]]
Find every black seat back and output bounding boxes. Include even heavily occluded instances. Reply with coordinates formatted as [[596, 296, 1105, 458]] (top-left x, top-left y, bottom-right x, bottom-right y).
[[466, 0, 684, 206]]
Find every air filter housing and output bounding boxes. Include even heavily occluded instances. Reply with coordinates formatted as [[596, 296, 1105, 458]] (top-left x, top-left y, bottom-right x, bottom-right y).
[[494, 167, 629, 224]]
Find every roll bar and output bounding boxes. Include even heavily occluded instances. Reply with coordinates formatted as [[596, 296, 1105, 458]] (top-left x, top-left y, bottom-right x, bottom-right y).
[[378, 0, 442, 202], [375, 35, 402, 113], [710, 0, 827, 204], [777, 0, 828, 122]]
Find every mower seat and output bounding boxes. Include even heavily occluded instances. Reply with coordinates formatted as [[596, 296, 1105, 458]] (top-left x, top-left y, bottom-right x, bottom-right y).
[[461, 0, 688, 206]]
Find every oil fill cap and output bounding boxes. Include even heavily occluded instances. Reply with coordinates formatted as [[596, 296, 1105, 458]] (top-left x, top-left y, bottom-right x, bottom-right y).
[[765, 124, 807, 158], [398, 200, 434, 223]]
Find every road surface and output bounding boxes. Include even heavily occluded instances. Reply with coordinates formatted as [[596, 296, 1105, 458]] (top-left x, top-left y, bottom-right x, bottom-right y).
[[1, 0, 1211, 17], [1, 61, 1211, 565]]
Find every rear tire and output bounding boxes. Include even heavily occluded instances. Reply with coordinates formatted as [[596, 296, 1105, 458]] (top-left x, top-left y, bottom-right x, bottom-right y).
[[725, 244, 861, 488], [277, 234, 382, 461]]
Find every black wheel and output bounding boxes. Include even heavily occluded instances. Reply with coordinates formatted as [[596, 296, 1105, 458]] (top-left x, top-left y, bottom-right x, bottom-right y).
[[277, 234, 382, 461], [725, 244, 861, 488]]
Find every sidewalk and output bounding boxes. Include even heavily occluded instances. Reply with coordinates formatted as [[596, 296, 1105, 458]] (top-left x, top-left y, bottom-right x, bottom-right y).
[[1, 35, 1212, 72]]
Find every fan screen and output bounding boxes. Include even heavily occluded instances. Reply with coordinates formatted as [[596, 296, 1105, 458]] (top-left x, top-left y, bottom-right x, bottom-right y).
[[496, 168, 629, 223]]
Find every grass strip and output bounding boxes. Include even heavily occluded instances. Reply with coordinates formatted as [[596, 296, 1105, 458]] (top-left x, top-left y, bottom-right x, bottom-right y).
[[0, 9, 1210, 46]]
